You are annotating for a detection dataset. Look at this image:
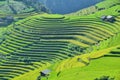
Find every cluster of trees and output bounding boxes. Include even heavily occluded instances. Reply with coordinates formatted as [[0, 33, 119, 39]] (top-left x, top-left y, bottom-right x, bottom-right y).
[[14, 0, 50, 13], [0, 16, 14, 26], [18, 57, 32, 64], [68, 44, 86, 54], [68, 43, 94, 55], [95, 76, 115, 80], [69, 6, 98, 16]]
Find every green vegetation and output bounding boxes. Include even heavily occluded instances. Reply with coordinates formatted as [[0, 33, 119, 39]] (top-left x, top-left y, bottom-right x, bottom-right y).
[[67, 0, 120, 17], [96, 0, 120, 9], [50, 57, 120, 80], [0, 0, 120, 80], [0, 0, 49, 15], [0, 0, 50, 28], [0, 13, 119, 80], [46, 31, 120, 80], [95, 75, 115, 80]]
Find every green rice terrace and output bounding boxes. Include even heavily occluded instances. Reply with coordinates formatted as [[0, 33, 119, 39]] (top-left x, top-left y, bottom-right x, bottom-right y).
[[0, 0, 120, 80], [0, 13, 120, 80]]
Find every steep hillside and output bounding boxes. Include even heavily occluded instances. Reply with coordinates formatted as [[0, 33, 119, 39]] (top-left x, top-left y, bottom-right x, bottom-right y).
[[0, 14, 119, 80], [0, 0, 120, 80], [0, 0, 49, 15], [39, 0, 103, 14], [67, 0, 120, 16], [47, 20, 120, 80], [0, 0, 50, 27]]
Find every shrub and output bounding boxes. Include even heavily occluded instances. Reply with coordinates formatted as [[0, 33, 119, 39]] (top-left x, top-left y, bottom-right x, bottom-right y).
[[95, 76, 115, 80]]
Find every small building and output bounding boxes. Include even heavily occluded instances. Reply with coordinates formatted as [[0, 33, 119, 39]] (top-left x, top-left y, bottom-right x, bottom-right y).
[[40, 69, 51, 77], [106, 15, 116, 22], [101, 16, 107, 21], [38, 69, 51, 80], [101, 15, 116, 23]]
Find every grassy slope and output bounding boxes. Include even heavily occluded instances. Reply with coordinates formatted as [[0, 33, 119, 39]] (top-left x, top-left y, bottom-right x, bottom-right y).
[[96, 0, 120, 9], [12, 62, 51, 80], [46, 14, 120, 79], [54, 31, 120, 71], [55, 57, 120, 80], [47, 12, 120, 79], [67, 0, 120, 17], [0, 0, 119, 80], [47, 33, 120, 80], [11, 14, 120, 80], [89, 5, 120, 17]]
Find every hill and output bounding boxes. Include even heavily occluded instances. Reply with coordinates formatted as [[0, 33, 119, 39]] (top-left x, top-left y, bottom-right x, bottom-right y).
[[0, 0, 49, 15], [0, 13, 119, 80], [0, 0, 50, 27], [0, 0, 120, 80], [67, 0, 120, 17], [39, 0, 103, 14]]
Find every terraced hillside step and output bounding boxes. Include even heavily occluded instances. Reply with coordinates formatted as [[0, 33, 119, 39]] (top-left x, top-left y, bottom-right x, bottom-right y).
[[104, 54, 120, 57], [104, 48, 120, 57], [111, 49, 120, 54], [0, 14, 120, 79]]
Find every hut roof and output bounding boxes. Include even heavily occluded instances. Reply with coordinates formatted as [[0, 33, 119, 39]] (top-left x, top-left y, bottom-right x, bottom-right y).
[[41, 69, 51, 75], [101, 16, 106, 18], [106, 15, 114, 19], [101, 16, 107, 20]]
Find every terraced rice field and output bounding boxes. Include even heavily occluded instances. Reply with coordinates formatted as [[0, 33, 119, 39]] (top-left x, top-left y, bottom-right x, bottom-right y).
[[54, 46, 120, 80], [105, 47, 120, 57], [0, 14, 120, 80]]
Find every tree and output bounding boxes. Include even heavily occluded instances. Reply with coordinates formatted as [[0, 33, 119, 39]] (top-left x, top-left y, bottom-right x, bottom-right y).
[[95, 76, 115, 80]]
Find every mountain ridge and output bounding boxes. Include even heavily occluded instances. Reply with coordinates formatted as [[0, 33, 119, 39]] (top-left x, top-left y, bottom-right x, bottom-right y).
[[0, 0, 50, 15], [39, 0, 103, 14]]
